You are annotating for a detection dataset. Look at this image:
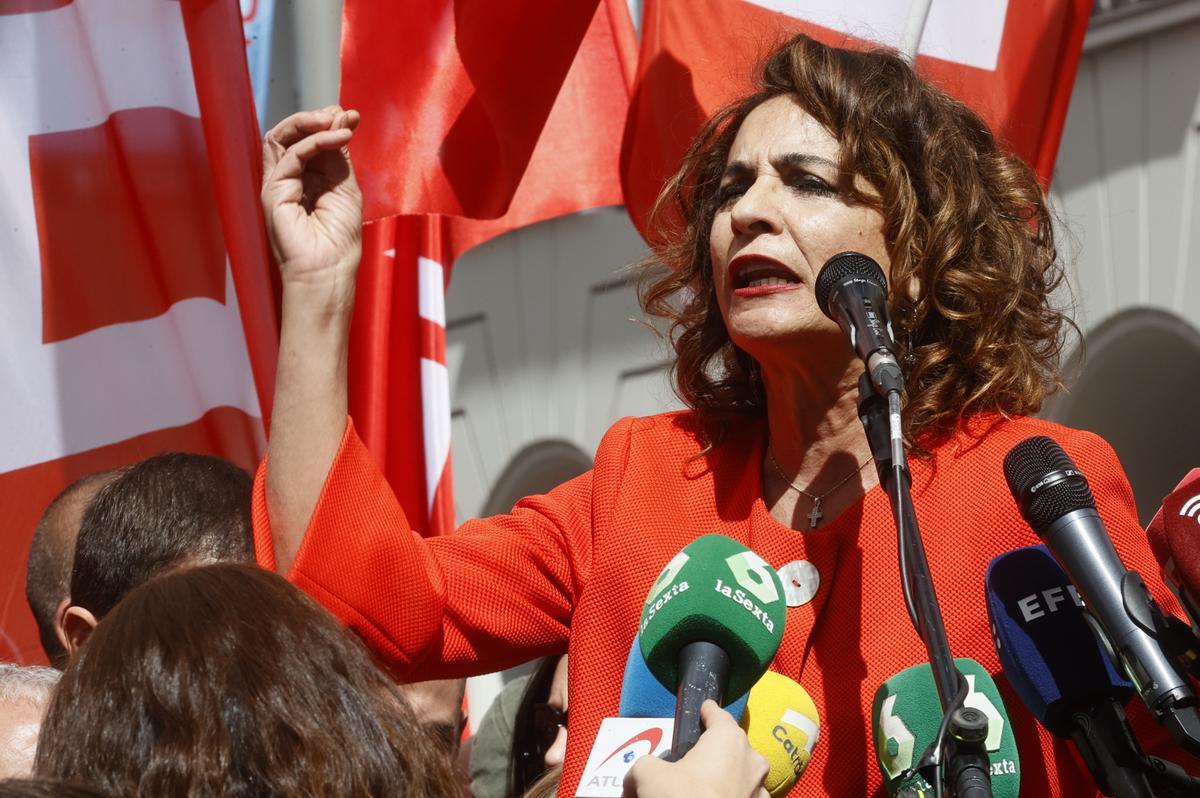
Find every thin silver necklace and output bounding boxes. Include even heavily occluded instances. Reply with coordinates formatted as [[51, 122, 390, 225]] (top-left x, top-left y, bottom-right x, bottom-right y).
[[766, 446, 873, 530]]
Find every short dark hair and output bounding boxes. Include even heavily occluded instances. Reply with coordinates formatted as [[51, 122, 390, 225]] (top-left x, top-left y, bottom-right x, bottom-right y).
[[25, 471, 117, 666], [69, 453, 253, 619], [35, 563, 460, 797]]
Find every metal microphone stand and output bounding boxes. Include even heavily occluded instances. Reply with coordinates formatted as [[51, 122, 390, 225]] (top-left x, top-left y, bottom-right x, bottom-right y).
[[858, 373, 994, 798]]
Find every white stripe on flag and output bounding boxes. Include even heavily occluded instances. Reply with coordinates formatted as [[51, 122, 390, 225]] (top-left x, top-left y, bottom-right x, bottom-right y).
[[743, 0, 1008, 72], [0, 0, 260, 472], [418, 256, 446, 326], [420, 357, 452, 515]]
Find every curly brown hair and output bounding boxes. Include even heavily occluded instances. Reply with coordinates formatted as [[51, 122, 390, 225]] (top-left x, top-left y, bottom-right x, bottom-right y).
[[641, 33, 1073, 449], [35, 563, 461, 798]]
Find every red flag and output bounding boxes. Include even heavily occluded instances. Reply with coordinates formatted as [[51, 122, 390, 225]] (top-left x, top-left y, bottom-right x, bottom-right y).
[[622, 0, 1092, 235], [342, 0, 637, 223], [0, 0, 276, 663], [341, 0, 636, 536]]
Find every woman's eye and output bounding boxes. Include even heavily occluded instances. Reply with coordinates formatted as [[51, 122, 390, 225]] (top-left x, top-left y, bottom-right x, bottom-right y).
[[790, 174, 834, 196], [715, 183, 746, 206]]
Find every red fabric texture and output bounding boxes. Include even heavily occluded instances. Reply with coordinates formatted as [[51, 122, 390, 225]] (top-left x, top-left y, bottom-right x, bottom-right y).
[[252, 411, 1196, 796], [340, 0, 633, 224]]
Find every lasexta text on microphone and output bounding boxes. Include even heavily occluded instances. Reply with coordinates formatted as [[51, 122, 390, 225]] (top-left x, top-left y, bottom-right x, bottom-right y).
[[638, 533, 786, 760], [577, 535, 786, 797]]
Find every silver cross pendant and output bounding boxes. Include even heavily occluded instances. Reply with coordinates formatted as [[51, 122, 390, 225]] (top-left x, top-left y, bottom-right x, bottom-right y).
[[807, 498, 823, 530]]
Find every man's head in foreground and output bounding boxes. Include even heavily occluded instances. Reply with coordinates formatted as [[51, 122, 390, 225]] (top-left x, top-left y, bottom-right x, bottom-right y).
[[25, 472, 118, 668], [61, 452, 253, 653]]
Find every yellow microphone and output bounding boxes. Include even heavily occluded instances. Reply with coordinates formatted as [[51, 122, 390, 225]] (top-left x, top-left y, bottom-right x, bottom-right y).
[[739, 670, 821, 797]]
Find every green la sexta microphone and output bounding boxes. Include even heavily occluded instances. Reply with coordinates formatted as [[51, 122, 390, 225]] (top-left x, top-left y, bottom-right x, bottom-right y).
[[872, 657, 1020, 798], [639, 534, 786, 759]]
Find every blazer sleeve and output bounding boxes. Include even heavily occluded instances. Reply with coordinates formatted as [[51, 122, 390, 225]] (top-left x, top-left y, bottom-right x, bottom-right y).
[[252, 416, 633, 681]]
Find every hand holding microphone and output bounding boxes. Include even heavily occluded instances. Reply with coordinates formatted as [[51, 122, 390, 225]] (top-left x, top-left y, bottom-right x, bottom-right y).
[[622, 701, 769, 798], [619, 635, 749, 722]]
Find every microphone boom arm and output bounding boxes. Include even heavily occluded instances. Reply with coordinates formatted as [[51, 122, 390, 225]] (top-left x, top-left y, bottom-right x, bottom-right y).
[[859, 374, 993, 798]]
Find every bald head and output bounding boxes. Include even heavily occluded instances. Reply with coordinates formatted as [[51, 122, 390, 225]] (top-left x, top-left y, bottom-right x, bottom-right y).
[[25, 471, 118, 667]]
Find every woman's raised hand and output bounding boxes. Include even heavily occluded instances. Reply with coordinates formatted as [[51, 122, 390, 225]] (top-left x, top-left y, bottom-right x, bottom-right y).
[[261, 106, 363, 292]]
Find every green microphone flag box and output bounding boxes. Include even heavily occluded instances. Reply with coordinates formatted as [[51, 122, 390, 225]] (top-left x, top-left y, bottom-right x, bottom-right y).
[[872, 657, 1020, 798], [639, 534, 786, 698]]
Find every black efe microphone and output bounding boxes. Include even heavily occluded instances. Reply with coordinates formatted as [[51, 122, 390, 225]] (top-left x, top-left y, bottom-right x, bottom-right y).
[[1003, 436, 1200, 755], [814, 251, 903, 396]]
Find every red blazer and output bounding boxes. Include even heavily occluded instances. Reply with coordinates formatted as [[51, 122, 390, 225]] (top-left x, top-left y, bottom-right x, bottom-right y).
[[253, 410, 1195, 796]]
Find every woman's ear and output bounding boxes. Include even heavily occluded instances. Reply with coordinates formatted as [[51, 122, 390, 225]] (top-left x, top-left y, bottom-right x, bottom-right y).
[[62, 604, 98, 656]]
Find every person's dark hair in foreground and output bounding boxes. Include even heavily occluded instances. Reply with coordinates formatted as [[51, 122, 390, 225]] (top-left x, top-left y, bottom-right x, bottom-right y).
[[35, 563, 459, 797], [69, 452, 253, 621], [0, 779, 108, 798]]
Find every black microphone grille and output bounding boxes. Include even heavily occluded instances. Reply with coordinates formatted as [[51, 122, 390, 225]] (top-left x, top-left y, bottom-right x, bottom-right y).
[[814, 252, 888, 317], [1003, 435, 1096, 533]]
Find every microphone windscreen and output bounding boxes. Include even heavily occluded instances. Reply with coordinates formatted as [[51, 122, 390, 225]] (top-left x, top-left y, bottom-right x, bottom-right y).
[[986, 545, 1133, 737], [1156, 468, 1200, 601], [740, 671, 819, 797], [1003, 436, 1096, 532], [619, 635, 748, 721], [872, 658, 1020, 798], [639, 535, 785, 698], [814, 251, 887, 317]]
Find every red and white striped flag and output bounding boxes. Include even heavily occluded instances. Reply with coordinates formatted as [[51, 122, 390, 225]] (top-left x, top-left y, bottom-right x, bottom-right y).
[[0, 0, 276, 662], [341, 0, 636, 537], [622, 0, 1092, 235]]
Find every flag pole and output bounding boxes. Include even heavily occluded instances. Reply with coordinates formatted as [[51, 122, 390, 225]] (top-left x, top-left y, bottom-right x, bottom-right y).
[[899, 0, 933, 61]]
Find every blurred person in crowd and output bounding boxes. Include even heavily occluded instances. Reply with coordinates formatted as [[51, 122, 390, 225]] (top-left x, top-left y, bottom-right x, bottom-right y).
[[33, 563, 460, 797], [0, 665, 59, 779], [401, 676, 469, 786], [470, 655, 567, 798], [24, 472, 117, 668], [256, 31, 1190, 795], [60, 452, 252, 653]]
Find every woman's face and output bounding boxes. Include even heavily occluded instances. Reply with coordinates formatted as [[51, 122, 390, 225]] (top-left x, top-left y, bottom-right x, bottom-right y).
[[709, 95, 891, 357]]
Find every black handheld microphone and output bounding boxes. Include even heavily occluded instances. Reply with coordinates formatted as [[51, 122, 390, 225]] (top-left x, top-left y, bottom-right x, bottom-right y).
[[987, 545, 1200, 798], [1003, 436, 1200, 755], [814, 251, 903, 396]]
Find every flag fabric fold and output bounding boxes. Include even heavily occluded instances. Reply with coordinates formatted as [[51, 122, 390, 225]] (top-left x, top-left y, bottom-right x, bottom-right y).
[[0, 0, 275, 663], [341, 0, 636, 537]]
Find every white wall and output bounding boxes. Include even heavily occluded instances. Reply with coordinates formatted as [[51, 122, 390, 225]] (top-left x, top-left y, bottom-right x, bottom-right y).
[[1047, 1, 1200, 520]]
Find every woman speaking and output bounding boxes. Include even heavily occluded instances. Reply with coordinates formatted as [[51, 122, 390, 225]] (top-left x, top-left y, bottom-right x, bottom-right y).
[[257, 34, 1179, 796]]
